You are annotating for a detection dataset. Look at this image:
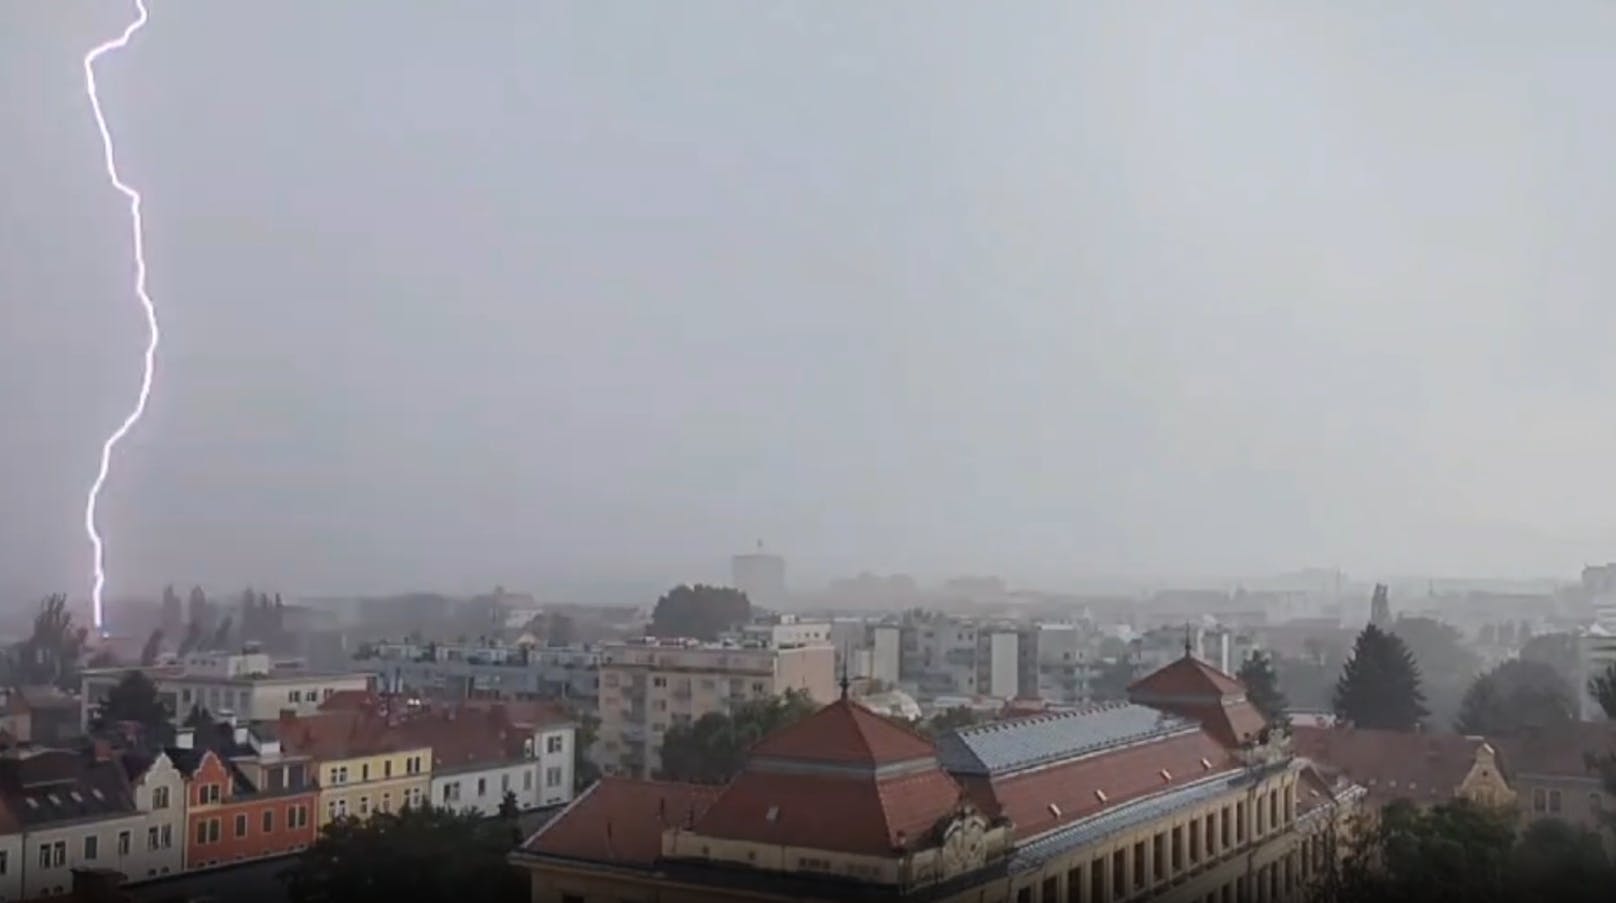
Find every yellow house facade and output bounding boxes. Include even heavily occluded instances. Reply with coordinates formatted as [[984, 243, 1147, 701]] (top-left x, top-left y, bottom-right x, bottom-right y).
[[272, 710, 434, 826], [315, 747, 433, 826]]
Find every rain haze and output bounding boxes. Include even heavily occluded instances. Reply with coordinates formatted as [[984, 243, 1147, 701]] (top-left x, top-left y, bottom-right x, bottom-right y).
[[5, 1, 1616, 605]]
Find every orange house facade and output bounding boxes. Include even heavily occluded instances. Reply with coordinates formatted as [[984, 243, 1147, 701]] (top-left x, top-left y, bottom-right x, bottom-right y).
[[178, 749, 319, 870]]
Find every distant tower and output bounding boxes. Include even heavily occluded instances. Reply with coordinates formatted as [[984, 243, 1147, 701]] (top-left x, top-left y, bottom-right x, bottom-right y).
[[1370, 583, 1392, 628], [731, 541, 787, 609]]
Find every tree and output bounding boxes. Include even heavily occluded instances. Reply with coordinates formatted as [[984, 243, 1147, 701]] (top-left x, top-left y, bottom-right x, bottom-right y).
[[1333, 623, 1428, 730], [1392, 616, 1481, 731], [139, 629, 164, 666], [647, 584, 751, 641], [176, 619, 203, 657], [1237, 652, 1290, 727], [658, 690, 818, 784], [1324, 798, 1517, 903], [572, 710, 600, 792], [1521, 632, 1579, 687], [1455, 659, 1574, 736], [282, 805, 525, 903], [497, 790, 520, 820], [920, 706, 983, 736], [1587, 660, 1616, 720], [1507, 818, 1613, 903], [93, 670, 172, 742], [208, 615, 234, 651], [11, 594, 88, 689], [1090, 658, 1138, 703]]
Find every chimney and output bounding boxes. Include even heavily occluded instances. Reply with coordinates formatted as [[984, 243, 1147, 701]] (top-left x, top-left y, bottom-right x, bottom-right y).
[[233, 725, 249, 746], [175, 728, 194, 750]]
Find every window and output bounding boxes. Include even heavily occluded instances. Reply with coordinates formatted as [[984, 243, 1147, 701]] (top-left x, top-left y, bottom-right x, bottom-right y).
[[1153, 833, 1165, 882], [652, 677, 667, 688], [381, 794, 392, 813], [546, 735, 564, 754], [384, 760, 393, 778], [38, 845, 49, 870], [147, 827, 159, 851], [263, 810, 275, 833], [83, 836, 98, 861], [501, 774, 510, 794], [202, 783, 221, 805], [545, 767, 563, 788], [0, 850, 7, 875], [117, 830, 129, 856], [235, 814, 248, 837], [152, 786, 170, 809], [289, 690, 301, 703], [523, 771, 533, 791], [359, 796, 370, 817], [335, 799, 348, 818], [1549, 789, 1563, 814], [161, 825, 172, 849], [1533, 788, 1547, 813], [361, 763, 370, 781], [1269, 790, 1279, 830], [196, 821, 209, 846], [477, 778, 487, 797], [207, 819, 221, 843]]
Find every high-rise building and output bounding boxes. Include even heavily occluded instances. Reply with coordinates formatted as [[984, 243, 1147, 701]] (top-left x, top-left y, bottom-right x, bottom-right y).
[[595, 638, 835, 778], [731, 545, 787, 608]]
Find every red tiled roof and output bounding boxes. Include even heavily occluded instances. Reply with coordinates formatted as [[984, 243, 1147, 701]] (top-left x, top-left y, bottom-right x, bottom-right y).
[[395, 709, 522, 772], [691, 766, 965, 856], [748, 699, 935, 766], [277, 711, 426, 762], [1491, 722, 1616, 780], [318, 690, 380, 712], [1168, 699, 1269, 748], [1292, 725, 1493, 807], [964, 729, 1238, 840], [460, 698, 573, 730], [1128, 655, 1246, 700], [523, 778, 721, 867]]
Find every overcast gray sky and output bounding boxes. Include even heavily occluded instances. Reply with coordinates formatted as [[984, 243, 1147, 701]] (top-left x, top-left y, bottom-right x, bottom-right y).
[[5, 1, 1616, 603]]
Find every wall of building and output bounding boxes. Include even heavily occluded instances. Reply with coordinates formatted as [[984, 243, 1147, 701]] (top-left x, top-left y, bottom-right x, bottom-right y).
[[872, 626, 902, 687], [130, 754, 187, 879], [248, 675, 373, 722], [0, 831, 22, 902], [316, 749, 432, 825], [988, 633, 1019, 700], [21, 813, 146, 899]]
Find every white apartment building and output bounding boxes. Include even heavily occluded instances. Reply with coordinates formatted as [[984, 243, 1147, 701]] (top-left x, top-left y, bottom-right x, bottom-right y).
[[596, 639, 835, 778], [1028, 623, 1089, 705], [0, 748, 169, 900], [1578, 624, 1616, 720], [124, 751, 186, 879], [80, 652, 374, 729], [422, 710, 576, 815]]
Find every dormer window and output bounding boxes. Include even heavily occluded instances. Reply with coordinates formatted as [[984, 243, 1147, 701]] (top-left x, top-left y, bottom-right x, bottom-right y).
[[1047, 803, 1062, 818], [1200, 757, 1212, 770], [1094, 789, 1108, 803], [1159, 769, 1172, 783]]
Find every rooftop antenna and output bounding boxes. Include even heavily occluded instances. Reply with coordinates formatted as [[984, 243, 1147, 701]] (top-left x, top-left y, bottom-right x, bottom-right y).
[[838, 648, 850, 701], [1183, 623, 1193, 659]]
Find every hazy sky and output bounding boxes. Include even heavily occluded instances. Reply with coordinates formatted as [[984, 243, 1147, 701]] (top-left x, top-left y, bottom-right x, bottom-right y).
[[5, 1, 1616, 603]]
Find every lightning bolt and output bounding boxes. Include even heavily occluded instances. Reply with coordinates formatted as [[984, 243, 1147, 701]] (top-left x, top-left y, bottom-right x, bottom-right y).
[[82, 0, 156, 634]]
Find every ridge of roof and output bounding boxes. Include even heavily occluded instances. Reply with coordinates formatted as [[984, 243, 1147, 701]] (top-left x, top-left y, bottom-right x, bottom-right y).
[[1127, 654, 1246, 701], [749, 699, 935, 767]]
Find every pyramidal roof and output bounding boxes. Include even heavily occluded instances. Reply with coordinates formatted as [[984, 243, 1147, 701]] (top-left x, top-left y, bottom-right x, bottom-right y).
[[1128, 654, 1246, 701], [749, 699, 936, 767]]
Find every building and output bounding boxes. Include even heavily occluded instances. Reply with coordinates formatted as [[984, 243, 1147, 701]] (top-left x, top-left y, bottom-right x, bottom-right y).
[[79, 652, 374, 730], [0, 748, 151, 900], [358, 641, 600, 703], [1024, 624, 1088, 705], [1, 687, 84, 745], [1291, 725, 1515, 810], [117, 750, 186, 880], [270, 710, 432, 826], [513, 651, 1361, 902], [1578, 625, 1616, 720], [1493, 721, 1616, 845], [169, 740, 318, 871], [731, 549, 787, 609], [406, 704, 577, 815], [596, 639, 835, 778]]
